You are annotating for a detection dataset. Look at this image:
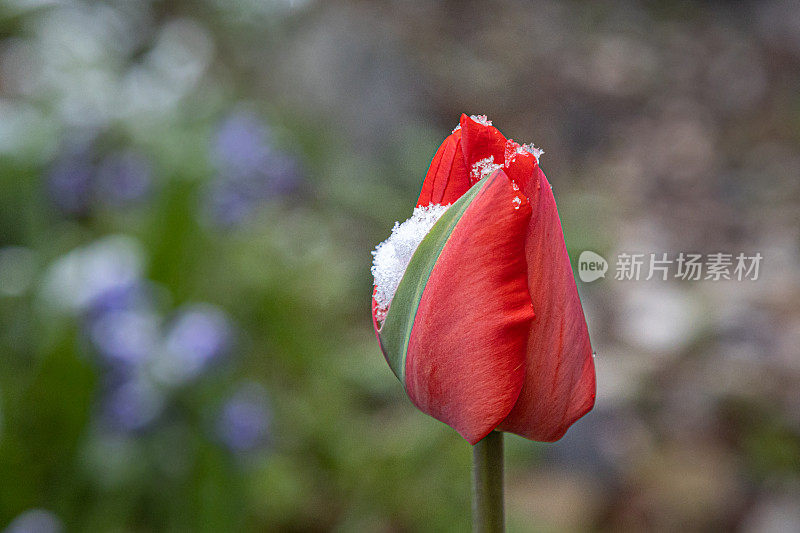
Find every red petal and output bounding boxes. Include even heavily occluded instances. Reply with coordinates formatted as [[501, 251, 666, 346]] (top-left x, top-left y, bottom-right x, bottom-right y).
[[459, 115, 507, 170], [503, 139, 538, 190], [416, 115, 508, 207], [498, 161, 596, 442], [371, 289, 385, 352], [405, 170, 534, 444], [416, 127, 470, 207]]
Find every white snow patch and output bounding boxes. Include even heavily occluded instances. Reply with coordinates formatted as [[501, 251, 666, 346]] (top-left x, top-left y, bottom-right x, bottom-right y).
[[470, 156, 503, 182], [371, 204, 450, 324], [470, 114, 493, 126], [452, 114, 493, 133], [518, 143, 544, 163]]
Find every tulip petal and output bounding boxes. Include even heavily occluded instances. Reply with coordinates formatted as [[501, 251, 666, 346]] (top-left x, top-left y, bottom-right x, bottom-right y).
[[371, 289, 385, 350], [416, 128, 471, 207], [498, 159, 596, 442], [459, 114, 507, 170], [404, 170, 534, 444], [503, 139, 537, 184], [378, 177, 487, 381], [416, 115, 508, 208]]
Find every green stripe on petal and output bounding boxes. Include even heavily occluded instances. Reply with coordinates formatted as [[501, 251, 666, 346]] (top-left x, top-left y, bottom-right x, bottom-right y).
[[379, 176, 490, 383]]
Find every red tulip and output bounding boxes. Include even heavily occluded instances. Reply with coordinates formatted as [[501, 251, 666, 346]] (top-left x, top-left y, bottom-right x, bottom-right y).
[[371, 114, 595, 445]]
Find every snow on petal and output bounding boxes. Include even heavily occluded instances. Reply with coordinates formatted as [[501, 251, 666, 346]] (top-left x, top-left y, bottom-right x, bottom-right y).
[[519, 143, 544, 163], [371, 204, 450, 323], [469, 114, 493, 126], [470, 156, 503, 183]]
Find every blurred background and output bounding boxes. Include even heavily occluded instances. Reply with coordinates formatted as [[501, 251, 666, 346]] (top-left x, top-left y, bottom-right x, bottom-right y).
[[0, 0, 799, 531]]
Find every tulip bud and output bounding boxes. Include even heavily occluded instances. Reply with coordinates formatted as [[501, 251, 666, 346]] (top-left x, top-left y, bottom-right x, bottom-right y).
[[372, 114, 595, 444]]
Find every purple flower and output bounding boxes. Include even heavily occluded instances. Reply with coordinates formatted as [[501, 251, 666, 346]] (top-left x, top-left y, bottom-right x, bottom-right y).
[[89, 308, 160, 367], [69, 251, 160, 369], [47, 153, 94, 216], [95, 150, 152, 206], [4, 509, 63, 533], [84, 282, 152, 321], [206, 110, 304, 226], [213, 111, 273, 178], [46, 141, 154, 216], [206, 181, 257, 227], [102, 378, 164, 432], [40, 235, 145, 313], [152, 304, 233, 385], [216, 382, 271, 452]]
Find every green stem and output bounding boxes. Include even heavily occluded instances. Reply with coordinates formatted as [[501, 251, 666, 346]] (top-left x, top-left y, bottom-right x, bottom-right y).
[[472, 431, 504, 533]]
